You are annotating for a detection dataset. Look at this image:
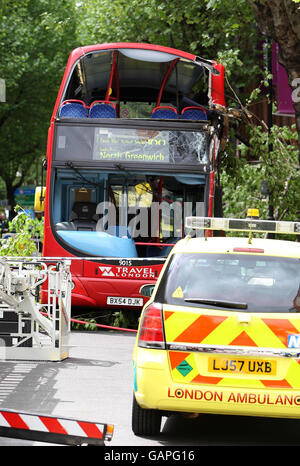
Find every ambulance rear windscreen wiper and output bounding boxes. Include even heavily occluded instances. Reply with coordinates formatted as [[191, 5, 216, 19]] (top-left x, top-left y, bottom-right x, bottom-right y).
[[184, 298, 248, 310]]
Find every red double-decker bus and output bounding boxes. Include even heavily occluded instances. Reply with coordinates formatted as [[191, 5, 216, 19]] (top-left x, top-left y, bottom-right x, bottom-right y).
[[40, 42, 228, 311]]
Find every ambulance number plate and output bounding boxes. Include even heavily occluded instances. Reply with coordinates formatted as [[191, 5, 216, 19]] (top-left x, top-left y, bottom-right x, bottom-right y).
[[208, 356, 277, 375], [107, 296, 143, 306]]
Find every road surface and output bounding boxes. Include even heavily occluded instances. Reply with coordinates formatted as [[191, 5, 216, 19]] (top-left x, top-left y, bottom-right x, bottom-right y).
[[0, 330, 300, 446]]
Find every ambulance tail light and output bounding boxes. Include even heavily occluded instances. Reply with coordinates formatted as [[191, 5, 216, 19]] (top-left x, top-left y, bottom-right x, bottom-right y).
[[138, 303, 165, 349]]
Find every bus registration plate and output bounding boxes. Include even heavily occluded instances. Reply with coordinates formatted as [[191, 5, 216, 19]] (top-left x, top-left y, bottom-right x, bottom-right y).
[[107, 296, 143, 306]]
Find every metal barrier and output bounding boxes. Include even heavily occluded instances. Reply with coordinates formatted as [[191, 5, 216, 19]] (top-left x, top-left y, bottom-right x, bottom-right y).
[[0, 258, 115, 446], [0, 257, 72, 361], [0, 408, 114, 445]]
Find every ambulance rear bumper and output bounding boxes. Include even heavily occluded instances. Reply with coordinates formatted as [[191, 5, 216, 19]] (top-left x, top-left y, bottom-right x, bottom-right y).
[[134, 349, 300, 419]]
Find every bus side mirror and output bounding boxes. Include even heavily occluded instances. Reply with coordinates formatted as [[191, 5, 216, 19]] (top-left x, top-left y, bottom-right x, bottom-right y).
[[34, 187, 46, 212], [139, 284, 155, 298]]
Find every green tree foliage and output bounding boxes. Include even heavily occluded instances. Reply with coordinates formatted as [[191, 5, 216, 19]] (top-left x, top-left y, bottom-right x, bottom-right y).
[[0, 0, 77, 215], [0, 206, 44, 256], [221, 124, 300, 224], [76, 0, 260, 103]]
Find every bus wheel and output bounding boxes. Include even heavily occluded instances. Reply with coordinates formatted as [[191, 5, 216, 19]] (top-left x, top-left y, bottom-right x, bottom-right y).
[[131, 394, 162, 436]]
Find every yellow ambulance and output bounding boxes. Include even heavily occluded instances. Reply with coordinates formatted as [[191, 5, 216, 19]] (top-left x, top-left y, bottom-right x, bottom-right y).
[[132, 212, 300, 435]]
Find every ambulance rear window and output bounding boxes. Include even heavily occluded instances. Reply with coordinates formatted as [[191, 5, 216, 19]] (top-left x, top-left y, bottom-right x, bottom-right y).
[[156, 253, 300, 313]]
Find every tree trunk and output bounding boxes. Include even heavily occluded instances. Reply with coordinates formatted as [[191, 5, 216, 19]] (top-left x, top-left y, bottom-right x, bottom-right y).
[[5, 176, 25, 220], [250, 0, 300, 157], [6, 182, 16, 221]]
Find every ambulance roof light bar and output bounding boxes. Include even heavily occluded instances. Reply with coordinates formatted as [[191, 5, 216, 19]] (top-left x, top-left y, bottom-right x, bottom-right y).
[[185, 216, 300, 235]]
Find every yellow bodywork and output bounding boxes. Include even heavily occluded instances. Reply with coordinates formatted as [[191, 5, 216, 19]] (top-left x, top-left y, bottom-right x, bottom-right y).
[[133, 235, 300, 419]]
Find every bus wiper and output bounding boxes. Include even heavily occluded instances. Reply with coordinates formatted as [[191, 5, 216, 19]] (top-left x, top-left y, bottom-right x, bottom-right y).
[[65, 161, 99, 187], [184, 298, 248, 310]]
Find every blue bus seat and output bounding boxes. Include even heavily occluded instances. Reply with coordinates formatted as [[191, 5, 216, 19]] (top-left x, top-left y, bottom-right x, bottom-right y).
[[180, 106, 207, 120], [151, 106, 178, 119], [59, 100, 88, 118], [89, 101, 117, 118]]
